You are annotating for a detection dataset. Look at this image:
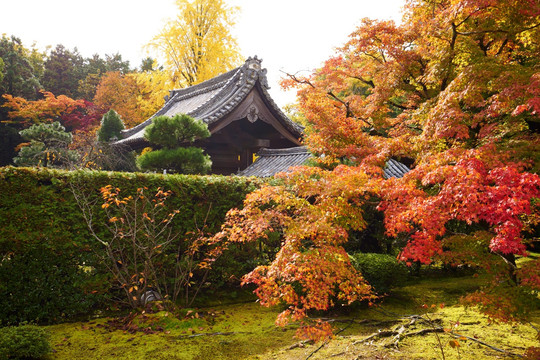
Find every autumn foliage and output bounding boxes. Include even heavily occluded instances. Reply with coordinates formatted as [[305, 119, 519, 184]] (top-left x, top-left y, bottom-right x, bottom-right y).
[[2, 90, 103, 131], [215, 0, 540, 340], [73, 184, 232, 309], [147, 0, 242, 87], [213, 166, 375, 340]]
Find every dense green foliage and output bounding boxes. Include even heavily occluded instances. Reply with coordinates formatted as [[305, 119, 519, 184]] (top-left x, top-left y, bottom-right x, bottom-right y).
[[0, 35, 41, 99], [96, 109, 125, 142], [0, 167, 260, 324], [0, 244, 101, 325], [0, 58, 4, 84], [136, 146, 212, 174], [42, 45, 84, 99], [144, 114, 210, 148], [0, 325, 51, 360], [350, 252, 408, 294], [138, 114, 212, 174], [13, 121, 78, 168]]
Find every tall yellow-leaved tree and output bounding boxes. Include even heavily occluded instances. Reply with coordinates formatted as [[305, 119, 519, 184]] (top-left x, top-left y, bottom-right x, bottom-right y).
[[147, 0, 242, 88], [130, 69, 174, 120]]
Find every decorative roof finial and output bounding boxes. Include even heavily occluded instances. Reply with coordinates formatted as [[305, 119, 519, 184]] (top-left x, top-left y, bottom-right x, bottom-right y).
[[246, 55, 262, 71]]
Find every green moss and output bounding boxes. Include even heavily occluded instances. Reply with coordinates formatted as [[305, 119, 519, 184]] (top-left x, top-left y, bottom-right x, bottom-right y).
[[47, 302, 297, 360], [44, 272, 539, 359], [397, 306, 538, 360]]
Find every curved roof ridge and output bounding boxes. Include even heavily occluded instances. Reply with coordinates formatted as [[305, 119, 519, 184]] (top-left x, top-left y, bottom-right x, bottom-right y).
[[257, 146, 308, 156], [196, 56, 267, 123], [170, 66, 241, 98], [115, 56, 303, 146], [174, 77, 231, 102], [187, 64, 250, 120]]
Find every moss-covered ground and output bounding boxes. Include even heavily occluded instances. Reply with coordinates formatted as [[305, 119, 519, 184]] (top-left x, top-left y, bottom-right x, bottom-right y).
[[46, 272, 539, 360], [47, 300, 298, 360]]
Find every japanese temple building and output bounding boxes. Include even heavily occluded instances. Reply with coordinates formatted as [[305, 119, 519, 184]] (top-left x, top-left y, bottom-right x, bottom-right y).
[[115, 56, 410, 179], [115, 56, 304, 175]]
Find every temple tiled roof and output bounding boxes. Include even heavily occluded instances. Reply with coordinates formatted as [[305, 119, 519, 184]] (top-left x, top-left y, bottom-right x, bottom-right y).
[[115, 56, 303, 147], [238, 146, 411, 179], [237, 147, 312, 177], [383, 158, 411, 179]]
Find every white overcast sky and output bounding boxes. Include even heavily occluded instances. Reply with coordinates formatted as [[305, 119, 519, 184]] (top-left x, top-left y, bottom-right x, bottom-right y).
[[2, 0, 404, 106]]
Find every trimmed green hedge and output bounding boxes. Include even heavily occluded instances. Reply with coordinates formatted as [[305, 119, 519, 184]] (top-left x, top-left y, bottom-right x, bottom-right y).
[[0, 167, 260, 324], [350, 252, 408, 294]]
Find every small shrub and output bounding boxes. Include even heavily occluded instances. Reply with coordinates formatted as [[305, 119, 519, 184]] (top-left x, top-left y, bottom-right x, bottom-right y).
[[0, 245, 100, 325], [350, 252, 408, 294], [137, 114, 212, 174], [0, 325, 51, 360]]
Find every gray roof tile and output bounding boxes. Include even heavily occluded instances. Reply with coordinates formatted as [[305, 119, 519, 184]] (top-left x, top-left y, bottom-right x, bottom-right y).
[[383, 158, 410, 179], [238, 147, 411, 179], [237, 147, 311, 177]]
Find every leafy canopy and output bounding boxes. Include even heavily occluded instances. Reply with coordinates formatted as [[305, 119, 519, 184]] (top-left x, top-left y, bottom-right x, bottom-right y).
[[2, 90, 101, 131], [147, 0, 242, 87], [93, 72, 143, 128], [216, 0, 540, 340]]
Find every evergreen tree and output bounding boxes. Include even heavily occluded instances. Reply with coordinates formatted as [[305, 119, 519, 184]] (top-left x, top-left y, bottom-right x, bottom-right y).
[[104, 53, 131, 74], [0, 35, 42, 166], [139, 57, 156, 72], [96, 110, 125, 142], [0, 35, 41, 99], [14, 121, 78, 168], [143, 114, 210, 148], [136, 114, 211, 174], [42, 44, 84, 98], [0, 58, 4, 84]]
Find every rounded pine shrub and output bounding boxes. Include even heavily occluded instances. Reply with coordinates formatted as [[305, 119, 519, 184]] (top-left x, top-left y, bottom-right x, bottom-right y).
[[144, 114, 210, 148], [137, 114, 212, 174], [136, 147, 212, 174]]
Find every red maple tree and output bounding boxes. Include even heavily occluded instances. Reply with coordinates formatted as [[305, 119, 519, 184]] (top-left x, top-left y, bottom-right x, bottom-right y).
[[215, 0, 540, 340]]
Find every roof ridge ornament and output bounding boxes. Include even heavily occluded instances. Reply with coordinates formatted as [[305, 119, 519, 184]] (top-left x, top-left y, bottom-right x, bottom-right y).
[[246, 55, 262, 70], [237, 56, 269, 89]]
